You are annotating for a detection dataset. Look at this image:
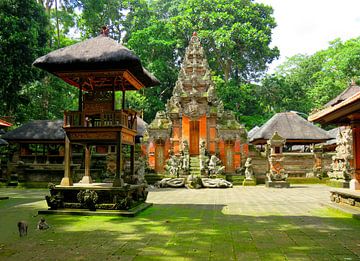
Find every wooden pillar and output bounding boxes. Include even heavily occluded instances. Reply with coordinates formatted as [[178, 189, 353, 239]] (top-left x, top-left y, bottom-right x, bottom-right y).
[[130, 145, 135, 176], [113, 132, 124, 187], [122, 90, 125, 110], [81, 144, 93, 184], [350, 118, 360, 190], [60, 135, 73, 186]]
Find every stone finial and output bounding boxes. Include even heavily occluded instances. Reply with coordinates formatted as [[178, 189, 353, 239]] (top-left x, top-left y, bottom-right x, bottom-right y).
[[192, 31, 198, 36]]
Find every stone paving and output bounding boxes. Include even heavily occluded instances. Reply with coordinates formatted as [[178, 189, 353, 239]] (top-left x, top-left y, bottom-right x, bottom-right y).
[[147, 184, 334, 216], [1, 185, 360, 260]]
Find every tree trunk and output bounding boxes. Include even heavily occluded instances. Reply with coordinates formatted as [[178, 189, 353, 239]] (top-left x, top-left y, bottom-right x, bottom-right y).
[[223, 59, 232, 83]]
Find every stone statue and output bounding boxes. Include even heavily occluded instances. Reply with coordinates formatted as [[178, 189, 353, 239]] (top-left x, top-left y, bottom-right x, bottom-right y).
[[77, 189, 98, 211], [201, 178, 233, 188], [199, 139, 209, 175], [208, 155, 225, 176], [244, 158, 254, 180], [156, 178, 185, 188], [165, 154, 181, 177]]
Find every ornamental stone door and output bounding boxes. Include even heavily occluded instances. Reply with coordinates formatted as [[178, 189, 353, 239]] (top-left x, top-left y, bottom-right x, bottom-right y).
[[190, 121, 200, 155], [155, 141, 165, 172]]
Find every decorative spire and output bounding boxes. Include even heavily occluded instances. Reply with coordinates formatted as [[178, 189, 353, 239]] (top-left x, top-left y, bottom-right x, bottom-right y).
[[100, 26, 109, 37]]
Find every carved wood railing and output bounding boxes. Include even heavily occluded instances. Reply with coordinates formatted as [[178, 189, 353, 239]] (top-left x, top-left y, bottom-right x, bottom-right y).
[[64, 110, 137, 131]]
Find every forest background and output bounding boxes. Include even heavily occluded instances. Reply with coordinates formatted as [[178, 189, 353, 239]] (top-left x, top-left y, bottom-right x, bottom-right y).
[[1, 0, 360, 130]]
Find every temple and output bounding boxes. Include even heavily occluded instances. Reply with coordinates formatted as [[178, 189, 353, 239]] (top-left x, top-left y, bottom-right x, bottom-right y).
[[144, 33, 247, 174]]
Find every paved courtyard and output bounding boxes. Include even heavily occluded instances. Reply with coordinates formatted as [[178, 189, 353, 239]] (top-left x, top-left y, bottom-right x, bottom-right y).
[[148, 184, 334, 216], [1, 185, 360, 260]]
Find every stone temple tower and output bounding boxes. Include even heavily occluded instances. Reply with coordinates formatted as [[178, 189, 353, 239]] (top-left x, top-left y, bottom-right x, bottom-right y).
[[144, 32, 247, 174]]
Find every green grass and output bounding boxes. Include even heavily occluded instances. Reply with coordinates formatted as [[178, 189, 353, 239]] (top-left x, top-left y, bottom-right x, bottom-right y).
[[0, 188, 360, 260]]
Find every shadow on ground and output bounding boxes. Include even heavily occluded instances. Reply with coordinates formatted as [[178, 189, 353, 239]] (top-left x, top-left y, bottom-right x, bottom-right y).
[[0, 189, 360, 260]]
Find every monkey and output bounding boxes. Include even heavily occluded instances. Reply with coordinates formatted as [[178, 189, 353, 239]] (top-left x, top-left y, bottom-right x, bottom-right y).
[[17, 221, 28, 237], [37, 217, 49, 230]]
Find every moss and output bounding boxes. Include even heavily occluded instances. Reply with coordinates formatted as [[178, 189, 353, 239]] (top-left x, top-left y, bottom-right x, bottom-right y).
[[287, 177, 329, 184]]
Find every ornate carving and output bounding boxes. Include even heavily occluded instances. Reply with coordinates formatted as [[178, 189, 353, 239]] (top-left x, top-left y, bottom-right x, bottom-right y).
[[244, 158, 254, 180], [77, 189, 98, 210], [266, 132, 288, 182], [328, 127, 353, 181]]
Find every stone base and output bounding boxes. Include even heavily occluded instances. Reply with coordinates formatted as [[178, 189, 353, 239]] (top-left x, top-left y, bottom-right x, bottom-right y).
[[39, 202, 152, 217], [330, 190, 360, 209], [242, 179, 257, 186], [45, 183, 148, 211], [326, 179, 349, 188], [60, 177, 73, 186], [265, 180, 290, 188], [80, 176, 93, 184], [349, 179, 360, 191]]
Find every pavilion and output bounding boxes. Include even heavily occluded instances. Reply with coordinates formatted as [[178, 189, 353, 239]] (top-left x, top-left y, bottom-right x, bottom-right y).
[[32, 27, 159, 211]]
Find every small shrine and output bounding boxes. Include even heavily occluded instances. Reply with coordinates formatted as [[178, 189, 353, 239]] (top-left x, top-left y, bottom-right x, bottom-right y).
[[144, 33, 247, 180], [265, 132, 290, 188], [32, 27, 159, 213]]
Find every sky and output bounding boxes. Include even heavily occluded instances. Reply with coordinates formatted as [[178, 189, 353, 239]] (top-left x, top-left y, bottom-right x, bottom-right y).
[[256, 0, 360, 71]]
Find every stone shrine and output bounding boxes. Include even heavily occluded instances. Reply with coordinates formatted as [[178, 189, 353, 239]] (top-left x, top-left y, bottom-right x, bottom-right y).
[[144, 33, 247, 176]]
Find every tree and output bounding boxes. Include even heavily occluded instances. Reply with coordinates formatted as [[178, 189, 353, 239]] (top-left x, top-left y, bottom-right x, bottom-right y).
[[0, 0, 49, 118]]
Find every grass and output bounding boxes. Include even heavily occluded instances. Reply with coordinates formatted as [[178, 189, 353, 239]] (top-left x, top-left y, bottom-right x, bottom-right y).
[[0, 188, 360, 260]]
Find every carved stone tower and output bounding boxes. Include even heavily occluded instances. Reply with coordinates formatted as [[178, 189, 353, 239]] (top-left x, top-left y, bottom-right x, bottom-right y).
[[145, 32, 247, 173]]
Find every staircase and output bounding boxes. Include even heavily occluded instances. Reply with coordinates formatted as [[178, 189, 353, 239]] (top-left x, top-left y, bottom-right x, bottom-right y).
[[189, 156, 201, 176]]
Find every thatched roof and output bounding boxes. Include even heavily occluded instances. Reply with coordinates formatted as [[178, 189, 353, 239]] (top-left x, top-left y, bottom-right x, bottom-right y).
[[3, 118, 148, 143], [250, 112, 332, 145], [0, 139, 8, 146], [2, 120, 65, 142], [33, 35, 159, 88], [247, 126, 259, 140], [324, 83, 360, 107]]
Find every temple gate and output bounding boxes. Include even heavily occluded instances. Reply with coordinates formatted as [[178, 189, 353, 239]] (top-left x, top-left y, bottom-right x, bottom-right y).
[[144, 33, 247, 174]]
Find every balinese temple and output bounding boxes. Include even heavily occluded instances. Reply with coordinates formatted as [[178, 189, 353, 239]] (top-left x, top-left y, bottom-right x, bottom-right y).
[[31, 27, 159, 212], [144, 33, 247, 173]]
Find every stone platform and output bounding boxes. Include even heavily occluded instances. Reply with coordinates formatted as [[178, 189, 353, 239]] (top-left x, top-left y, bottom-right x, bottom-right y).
[[330, 188, 360, 209], [38, 202, 152, 217], [265, 180, 290, 188], [44, 182, 149, 213]]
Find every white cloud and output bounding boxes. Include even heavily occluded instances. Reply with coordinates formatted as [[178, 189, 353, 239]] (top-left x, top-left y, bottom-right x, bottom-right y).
[[256, 0, 360, 70]]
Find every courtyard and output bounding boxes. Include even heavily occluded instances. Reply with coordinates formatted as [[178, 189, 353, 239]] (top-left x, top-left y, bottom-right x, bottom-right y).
[[0, 185, 359, 260]]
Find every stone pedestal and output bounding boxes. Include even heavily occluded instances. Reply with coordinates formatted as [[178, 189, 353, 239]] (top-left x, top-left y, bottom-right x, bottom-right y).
[[350, 179, 360, 190], [326, 179, 349, 188], [80, 175, 93, 184], [242, 179, 257, 186], [265, 180, 290, 188]]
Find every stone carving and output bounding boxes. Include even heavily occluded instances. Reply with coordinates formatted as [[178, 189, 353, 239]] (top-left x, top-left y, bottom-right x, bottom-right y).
[[328, 127, 353, 182], [155, 178, 185, 188], [244, 158, 254, 180], [165, 153, 181, 177], [77, 189, 98, 210], [37, 217, 50, 230], [201, 178, 233, 188], [45, 183, 64, 210], [208, 155, 225, 176], [181, 140, 190, 173], [199, 139, 209, 175], [266, 132, 289, 187]]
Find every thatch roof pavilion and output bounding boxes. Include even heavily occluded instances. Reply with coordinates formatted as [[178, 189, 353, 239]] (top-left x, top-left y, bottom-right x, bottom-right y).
[[250, 112, 332, 145], [33, 34, 159, 91]]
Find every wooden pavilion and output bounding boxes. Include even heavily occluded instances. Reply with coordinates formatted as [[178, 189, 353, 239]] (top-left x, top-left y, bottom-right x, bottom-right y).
[[32, 28, 159, 212], [309, 84, 360, 191]]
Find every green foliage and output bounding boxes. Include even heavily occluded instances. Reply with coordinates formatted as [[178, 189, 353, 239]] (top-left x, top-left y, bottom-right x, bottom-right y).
[[259, 37, 360, 121], [0, 0, 49, 117]]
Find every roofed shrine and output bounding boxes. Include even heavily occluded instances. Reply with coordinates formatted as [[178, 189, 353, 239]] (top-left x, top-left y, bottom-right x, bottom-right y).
[[32, 27, 158, 212], [144, 33, 247, 174]]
